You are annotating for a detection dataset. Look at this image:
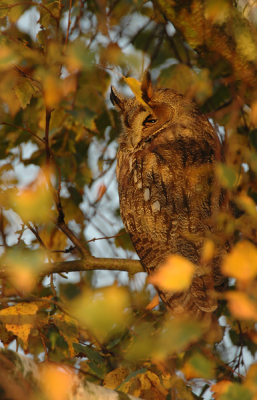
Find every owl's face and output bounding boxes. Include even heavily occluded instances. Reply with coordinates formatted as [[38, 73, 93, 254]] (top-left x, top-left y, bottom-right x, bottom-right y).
[[111, 84, 220, 157]]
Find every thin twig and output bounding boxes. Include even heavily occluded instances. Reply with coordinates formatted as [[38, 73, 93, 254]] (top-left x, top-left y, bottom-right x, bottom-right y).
[[85, 231, 125, 244], [38, 329, 49, 360], [196, 343, 244, 379], [55, 219, 90, 257], [1, 122, 44, 144]]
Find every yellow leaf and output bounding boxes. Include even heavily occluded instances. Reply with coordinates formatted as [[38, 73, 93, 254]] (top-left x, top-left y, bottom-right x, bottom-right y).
[[71, 285, 130, 341], [0, 45, 19, 71], [139, 373, 151, 390], [43, 74, 63, 108], [0, 70, 21, 116], [251, 101, 257, 126], [235, 193, 257, 217], [245, 363, 257, 394], [222, 241, 257, 284], [0, 322, 15, 347], [13, 77, 38, 109], [103, 367, 129, 389], [171, 376, 194, 400], [150, 255, 195, 291], [124, 371, 167, 400], [181, 353, 215, 380], [0, 303, 38, 348], [9, 265, 37, 293], [201, 239, 215, 263], [4, 247, 45, 292], [124, 77, 152, 113], [12, 170, 53, 223], [226, 291, 257, 320], [144, 371, 167, 396], [205, 0, 230, 23]]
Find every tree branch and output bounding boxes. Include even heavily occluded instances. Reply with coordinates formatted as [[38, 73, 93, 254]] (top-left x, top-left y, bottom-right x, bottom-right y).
[[0, 257, 144, 279]]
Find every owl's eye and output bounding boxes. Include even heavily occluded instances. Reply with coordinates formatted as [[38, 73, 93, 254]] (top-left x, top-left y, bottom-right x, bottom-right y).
[[143, 115, 157, 125]]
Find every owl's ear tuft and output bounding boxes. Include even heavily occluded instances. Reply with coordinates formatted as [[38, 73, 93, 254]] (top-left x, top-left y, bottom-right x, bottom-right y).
[[110, 86, 125, 111], [141, 71, 153, 102]]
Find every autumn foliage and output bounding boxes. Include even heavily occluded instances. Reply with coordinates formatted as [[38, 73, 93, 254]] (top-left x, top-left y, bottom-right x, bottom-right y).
[[1, 1, 257, 399]]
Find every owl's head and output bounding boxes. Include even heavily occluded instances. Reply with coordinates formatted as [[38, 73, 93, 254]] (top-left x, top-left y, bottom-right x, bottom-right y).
[[110, 72, 219, 152]]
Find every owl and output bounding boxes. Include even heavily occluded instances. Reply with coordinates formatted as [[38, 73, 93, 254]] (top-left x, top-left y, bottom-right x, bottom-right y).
[[111, 72, 230, 321]]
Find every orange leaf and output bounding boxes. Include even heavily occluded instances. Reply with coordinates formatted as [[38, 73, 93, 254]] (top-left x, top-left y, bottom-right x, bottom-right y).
[[150, 255, 195, 291], [96, 183, 106, 202], [201, 239, 215, 263], [40, 364, 74, 400], [211, 380, 233, 399], [145, 294, 159, 310], [222, 240, 257, 284], [226, 291, 257, 320]]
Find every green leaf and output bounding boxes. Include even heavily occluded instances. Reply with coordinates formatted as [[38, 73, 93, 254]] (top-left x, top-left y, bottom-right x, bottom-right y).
[[0, 187, 19, 209], [249, 129, 257, 150], [36, 29, 52, 47], [216, 163, 238, 189], [38, 1, 59, 28], [0, 4, 9, 19], [220, 383, 252, 400], [187, 352, 215, 379], [73, 343, 105, 378], [159, 64, 195, 95], [13, 77, 38, 110], [114, 229, 135, 252], [23, 149, 45, 167], [204, 84, 231, 111], [52, 313, 79, 357], [68, 186, 83, 206]]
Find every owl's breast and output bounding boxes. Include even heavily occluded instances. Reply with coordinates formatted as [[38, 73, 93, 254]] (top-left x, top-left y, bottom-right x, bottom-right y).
[[116, 147, 179, 243], [117, 141, 218, 250]]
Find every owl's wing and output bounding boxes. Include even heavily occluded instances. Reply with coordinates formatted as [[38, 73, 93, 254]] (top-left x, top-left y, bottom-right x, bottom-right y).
[[132, 132, 224, 314]]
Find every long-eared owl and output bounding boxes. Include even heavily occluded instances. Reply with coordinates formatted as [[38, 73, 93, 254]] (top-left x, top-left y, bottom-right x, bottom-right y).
[[111, 72, 230, 321]]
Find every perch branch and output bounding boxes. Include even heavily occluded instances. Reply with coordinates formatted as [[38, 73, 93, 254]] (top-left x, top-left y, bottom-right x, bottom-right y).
[[0, 257, 143, 279]]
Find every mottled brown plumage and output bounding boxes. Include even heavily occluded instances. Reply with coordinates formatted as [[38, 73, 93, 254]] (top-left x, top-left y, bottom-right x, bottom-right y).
[[111, 73, 230, 321]]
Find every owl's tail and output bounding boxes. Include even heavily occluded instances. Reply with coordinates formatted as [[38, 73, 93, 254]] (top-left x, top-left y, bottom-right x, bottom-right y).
[[158, 274, 218, 321]]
